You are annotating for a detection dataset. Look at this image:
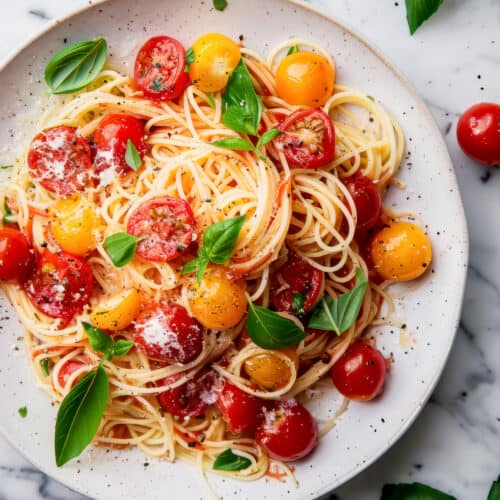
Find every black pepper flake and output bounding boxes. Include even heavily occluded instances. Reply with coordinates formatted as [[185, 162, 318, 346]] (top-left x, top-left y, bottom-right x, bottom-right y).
[[480, 171, 491, 183]]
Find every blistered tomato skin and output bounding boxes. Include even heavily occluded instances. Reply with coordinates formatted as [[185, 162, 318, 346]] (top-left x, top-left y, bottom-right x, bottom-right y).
[[370, 221, 432, 282], [0, 228, 34, 283]]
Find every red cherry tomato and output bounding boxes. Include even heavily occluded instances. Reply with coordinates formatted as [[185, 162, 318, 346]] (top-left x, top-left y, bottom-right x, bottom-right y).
[[57, 360, 85, 388], [134, 36, 190, 101], [217, 381, 263, 434], [93, 114, 147, 179], [331, 341, 386, 401], [27, 126, 92, 196], [255, 399, 318, 461], [157, 370, 216, 419], [0, 228, 34, 282], [134, 302, 203, 364], [126, 197, 195, 262], [271, 251, 323, 314], [274, 109, 335, 168], [24, 249, 94, 323], [457, 102, 500, 165], [343, 175, 382, 233]]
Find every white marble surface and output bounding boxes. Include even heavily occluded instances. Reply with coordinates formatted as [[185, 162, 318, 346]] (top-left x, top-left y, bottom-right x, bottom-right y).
[[0, 0, 499, 499]]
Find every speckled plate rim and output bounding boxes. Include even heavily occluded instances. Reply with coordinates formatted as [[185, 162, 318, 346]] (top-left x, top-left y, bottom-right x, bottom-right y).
[[0, 1, 469, 498]]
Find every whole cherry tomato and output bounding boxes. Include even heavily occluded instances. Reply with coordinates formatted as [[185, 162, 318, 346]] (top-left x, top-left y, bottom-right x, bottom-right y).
[[343, 175, 382, 233], [0, 228, 33, 283]]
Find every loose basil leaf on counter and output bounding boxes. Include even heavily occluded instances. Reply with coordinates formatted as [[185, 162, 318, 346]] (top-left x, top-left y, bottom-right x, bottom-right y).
[[292, 292, 306, 317], [18, 406, 28, 418], [2, 200, 17, 225], [104, 232, 141, 267], [256, 128, 282, 148], [213, 449, 251, 471], [40, 358, 51, 376], [488, 476, 500, 500], [246, 301, 306, 349], [212, 137, 255, 152], [45, 38, 108, 94], [185, 47, 195, 73], [110, 339, 134, 358], [287, 44, 299, 55], [125, 140, 142, 171], [381, 482, 456, 500], [82, 322, 113, 355], [405, 0, 444, 35], [55, 365, 109, 466], [308, 269, 368, 335], [213, 0, 228, 11]]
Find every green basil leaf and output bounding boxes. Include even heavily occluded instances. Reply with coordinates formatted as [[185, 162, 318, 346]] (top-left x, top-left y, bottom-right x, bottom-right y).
[[18, 406, 28, 418], [195, 258, 209, 285], [488, 476, 500, 500], [82, 322, 113, 356], [2, 200, 17, 225], [125, 140, 142, 171], [256, 128, 283, 148], [381, 482, 456, 500], [205, 92, 216, 108], [182, 257, 202, 275], [287, 45, 299, 55], [212, 137, 256, 152], [45, 38, 108, 94], [292, 293, 306, 317], [222, 59, 262, 136], [55, 365, 109, 466], [213, 0, 228, 11], [111, 339, 134, 358], [185, 47, 195, 73], [202, 215, 245, 263], [40, 358, 51, 377], [367, 95, 375, 102], [104, 232, 141, 267], [246, 302, 306, 349], [405, 0, 444, 35], [0, 165, 14, 170], [213, 449, 251, 471], [308, 269, 368, 335]]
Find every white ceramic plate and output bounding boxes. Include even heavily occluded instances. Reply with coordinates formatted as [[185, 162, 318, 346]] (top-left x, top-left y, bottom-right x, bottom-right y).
[[0, 1, 468, 499]]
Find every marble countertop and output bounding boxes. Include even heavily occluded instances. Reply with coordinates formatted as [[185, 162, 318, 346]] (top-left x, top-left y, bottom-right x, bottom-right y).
[[1, 0, 499, 499]]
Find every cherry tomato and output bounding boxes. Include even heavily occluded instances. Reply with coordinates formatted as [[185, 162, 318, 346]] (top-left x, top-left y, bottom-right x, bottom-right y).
[[217, 381, 263, 434], [331, 341, 386, 401], [255, 399, 318, 461], [343, 175, 382, 233], [0, 228, 33, 282], [24, 249, 94, 322], [93, 114, 147, 181], [134, 302, 203, 364], [57, 360, 85, 389], [370, 221, 432, 282], [27, 126, 92, 196], [275, 51, 335, 108], [189, 33, 241, 93], [187, 265, 247, 330], [134, 36, 190, 101], [456, 102, 500, 165], [90, 289, 141, 331], [157, 370, 216, 419], [274, 109, 335, 168], [126, 197, 195, 262], [270, 251, 323, 314]]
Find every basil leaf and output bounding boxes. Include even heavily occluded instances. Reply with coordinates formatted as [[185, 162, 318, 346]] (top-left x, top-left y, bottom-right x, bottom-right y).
[[287, 45, 299, 55], [110, 339, 134, 357], [202, 215, 245, 263], [182, 257, 203, 275], [205, 93, 216, 109], [256, 128, 282, 148], [125, 140, 142, 171], [213, 0, 228, 11], [0, 165, 14, 170], [45, 38, 108, 94], [2, 200, 17, 225], [213, 449, 251, 471], [82, 322, 112, 355], [405, 0, 444, 35], [308, 269, 368, 335], [246, 302, 306, 349], [212, 137, 256, 152], [185, 47, 195, 73], [195, 259, 209, 285], [381, 482, 456, 500], [488, 476, 500, 500], [367, 95, 375, 102], [104, 232, 141, 267], [40, 358, 51, 376], [18, 406, 28, 418], [55, 365, 109, 466], [292, 293, 306, 317], [222, 59, 262, 136]]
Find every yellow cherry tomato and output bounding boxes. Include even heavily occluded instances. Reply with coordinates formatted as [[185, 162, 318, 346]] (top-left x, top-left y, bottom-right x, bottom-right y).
[[370, 221, 432, 282], [90, 289, 141, 331], [51, 196, 101, 255], [189, 33, 241, 93], [244, 348, 298, 391], [276, 51, 335, 107], [187, 265, 247, 329]]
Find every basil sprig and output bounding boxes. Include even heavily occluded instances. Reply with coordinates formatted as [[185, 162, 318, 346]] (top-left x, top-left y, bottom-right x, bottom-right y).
[[104, 232, 141, 267], [213, 0, 228, 12], [308, 269, 368, 335], [83, 322, 134, 360], [45, 38, 107, 95], [182, 215, 245, 284], [212, 128, 282, 160], [213, 449, 251, 471], [381, 482, 456, 500], [405, 0, 444, 34], [125, 140, 142, 171]]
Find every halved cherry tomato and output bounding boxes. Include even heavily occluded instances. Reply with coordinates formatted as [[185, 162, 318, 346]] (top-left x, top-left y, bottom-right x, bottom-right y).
[[134, 302, 203, 364], [57, 360, 85, 389], [27, 126, 92, 196], [24, 249, 94, 322], [93, 114, 147, 182], [134, 36, 190, 101], [157, 370, 217, 419], [90, 289, 141, 331], [343, 175, 382, 233], [126, 197, 195, 262], [270, 251, 323, 314], [456, 102, 500, 165], [189, 33, 241, 93], [370, 221, 432, 282], [255, 399, 318, 461], [274, 109, 335, 168], [275, 51, 335, 107], [331, 341, 386, 401], [0, 228, 33, 282], [217, 381, 263, 434]]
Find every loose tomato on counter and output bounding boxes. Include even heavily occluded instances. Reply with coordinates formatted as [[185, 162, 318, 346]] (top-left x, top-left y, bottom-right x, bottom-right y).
[[134, 36, 190, 101], [370, 221, 432, 282], [343, 175, 382, 233], [255, 399, 318, 461], [331, 341, 386, 401], [0, 228, 34, 282], [90, 289, 141, 331]]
